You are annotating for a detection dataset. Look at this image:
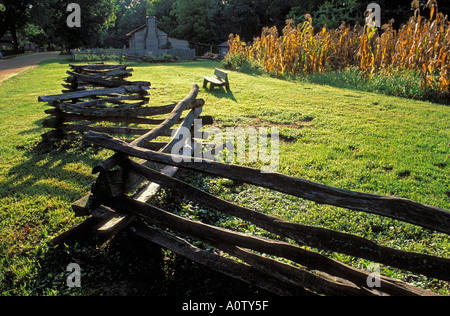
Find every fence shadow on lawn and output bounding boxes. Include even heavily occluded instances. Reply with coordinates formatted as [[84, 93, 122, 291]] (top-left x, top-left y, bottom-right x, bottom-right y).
[[6, 123, 103, 200], [32, 172, 268, 296]]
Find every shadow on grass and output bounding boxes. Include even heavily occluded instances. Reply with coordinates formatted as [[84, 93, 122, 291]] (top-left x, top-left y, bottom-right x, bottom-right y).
[[36, 227, 269, 296], [202, 86, 238, 102], [38, 56, 73, 67], [7, 121, 268, 295], [28, 159, 268, 296], [2, 121, 104, 201]]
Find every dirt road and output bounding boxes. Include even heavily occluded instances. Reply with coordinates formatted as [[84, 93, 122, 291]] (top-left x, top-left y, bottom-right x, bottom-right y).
[[0, 52, 60, 84]]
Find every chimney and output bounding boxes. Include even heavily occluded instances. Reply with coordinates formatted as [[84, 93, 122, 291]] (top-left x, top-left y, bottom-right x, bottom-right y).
[[147, 16, 157, 28]]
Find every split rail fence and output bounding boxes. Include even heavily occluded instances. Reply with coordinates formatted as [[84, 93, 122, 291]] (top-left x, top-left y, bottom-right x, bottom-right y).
[[41, 66, 450, 296], [39, 63, 210, 143]]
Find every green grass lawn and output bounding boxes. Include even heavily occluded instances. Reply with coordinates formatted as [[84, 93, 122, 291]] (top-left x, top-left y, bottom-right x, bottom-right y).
[[0, 56, 449, 295]]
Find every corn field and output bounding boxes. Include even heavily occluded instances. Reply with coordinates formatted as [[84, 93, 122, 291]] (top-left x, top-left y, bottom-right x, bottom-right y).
[[226, 3, 450, 97]]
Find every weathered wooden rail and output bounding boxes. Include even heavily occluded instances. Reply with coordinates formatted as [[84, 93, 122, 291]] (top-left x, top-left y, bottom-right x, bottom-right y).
[[77, 132, 450, 296], [50, 94, 450, 295], [40, 63, 204, 142], [43, 66, 449, 296], [39, 64, 213, 142], [50, 83, 214, 242]]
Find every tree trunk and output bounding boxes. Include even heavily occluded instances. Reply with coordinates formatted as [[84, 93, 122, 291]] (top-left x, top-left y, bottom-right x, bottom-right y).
[[11, 23, 19, 54]]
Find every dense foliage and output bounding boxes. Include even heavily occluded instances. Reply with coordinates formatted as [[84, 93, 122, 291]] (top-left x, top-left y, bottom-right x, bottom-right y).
[[1, 0, 450, 52]]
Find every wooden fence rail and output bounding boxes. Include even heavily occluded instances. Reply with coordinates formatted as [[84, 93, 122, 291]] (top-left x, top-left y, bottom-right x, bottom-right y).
[[83, 132, 450, 236], [50, 83, 214, 244], [80, 131, 450, 288], [120, 158, 450, 281], [45, 71, 449, 296], [38, 64, 211, 142], [52, 130, 449, 295]]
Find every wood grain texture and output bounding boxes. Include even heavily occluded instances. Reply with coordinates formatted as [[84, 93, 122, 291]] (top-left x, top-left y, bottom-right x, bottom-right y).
[[83, 131, 450, 235]]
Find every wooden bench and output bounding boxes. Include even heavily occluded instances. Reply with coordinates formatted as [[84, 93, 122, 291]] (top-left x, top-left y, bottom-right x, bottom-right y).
[[203, 68, 230, 92]]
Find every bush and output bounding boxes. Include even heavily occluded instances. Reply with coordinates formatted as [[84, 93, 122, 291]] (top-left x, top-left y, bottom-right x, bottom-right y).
[[222, 53, 262, 75]]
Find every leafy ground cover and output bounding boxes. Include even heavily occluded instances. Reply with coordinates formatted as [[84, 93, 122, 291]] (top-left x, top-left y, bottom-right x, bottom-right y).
[[0, 57, 449, 295]]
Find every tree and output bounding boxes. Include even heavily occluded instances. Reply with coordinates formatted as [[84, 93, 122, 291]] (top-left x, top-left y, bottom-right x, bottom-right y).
[[259, 0, 296, 30], [147, 0, 177, 33], [206, 0, 227, 43], [47, 0, 117, 50], [313, 0, 363, 29], [223, 0, 262, 41], [286, 0, 326, 26], [23, 0, 61, 50], [0, 0, 32, 53], [101, 0, 149, 48], [171, 0, 214, 43], [11, 0, 117, 50]]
